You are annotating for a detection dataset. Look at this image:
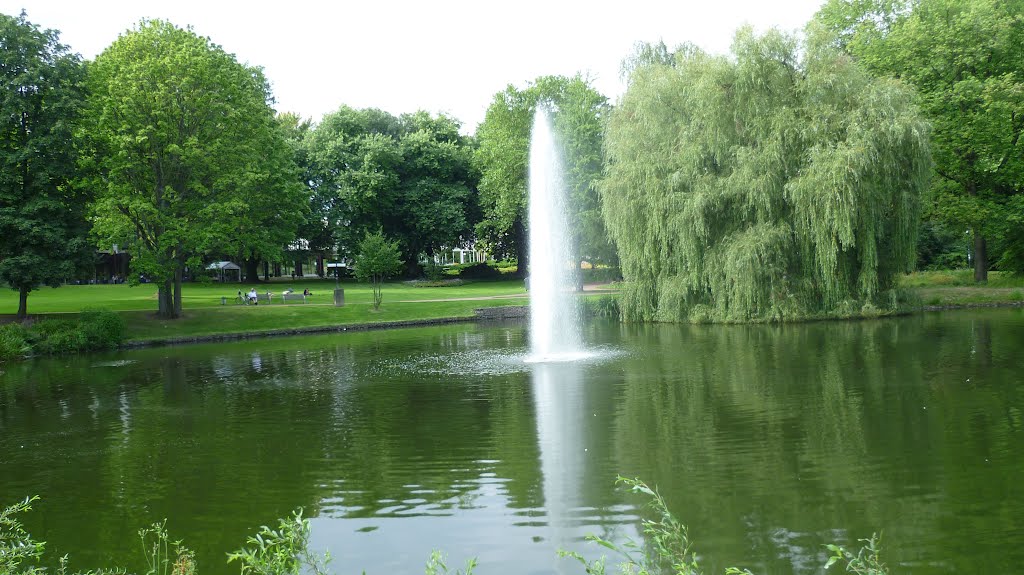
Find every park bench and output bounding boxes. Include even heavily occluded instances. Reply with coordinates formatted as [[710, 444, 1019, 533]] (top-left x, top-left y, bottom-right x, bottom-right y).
[[281, 293, 306, 304]]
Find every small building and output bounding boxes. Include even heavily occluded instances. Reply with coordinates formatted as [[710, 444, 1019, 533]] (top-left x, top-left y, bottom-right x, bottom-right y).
[[207, 261, 241, 283]]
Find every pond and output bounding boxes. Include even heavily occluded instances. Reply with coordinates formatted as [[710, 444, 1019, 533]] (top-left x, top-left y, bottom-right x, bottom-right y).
[[1, 309, 1022, 575]]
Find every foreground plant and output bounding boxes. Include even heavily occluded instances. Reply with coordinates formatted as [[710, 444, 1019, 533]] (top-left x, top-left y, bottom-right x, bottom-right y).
[[226, 509, 330, 575], [562, 476, 888, 575]]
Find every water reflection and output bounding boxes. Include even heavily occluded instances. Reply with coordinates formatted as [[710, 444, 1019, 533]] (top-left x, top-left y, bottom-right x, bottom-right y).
[[1, 310, 1023, 575]]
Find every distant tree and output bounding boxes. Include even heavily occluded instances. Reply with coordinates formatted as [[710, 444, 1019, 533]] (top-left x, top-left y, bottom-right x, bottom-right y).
[[0, 11, 90, 319], [353, 230, 403, 309], [82, 20, 297, 317], [474, 75, 612, 277], [222, 113, 308, 283], [814, 0, 1024, 280], [602, 29, 931, 322], [304, 107, 478, 276]]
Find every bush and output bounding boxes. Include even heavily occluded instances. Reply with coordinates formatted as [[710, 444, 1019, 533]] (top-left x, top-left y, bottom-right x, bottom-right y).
[[78, 308, 127, 350], [26, 318, 84, 355], [0, 323, 30, 363], [457, 262, 503, 280], [17, 309, 126, 358], [581, 295, 620, 319], [581, 266, 622, 283]]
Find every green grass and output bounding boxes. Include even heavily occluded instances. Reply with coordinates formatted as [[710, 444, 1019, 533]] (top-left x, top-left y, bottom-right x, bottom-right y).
[[0, 278, 529, 343], [0, 278, 528, 314], [900, 270, 1024, 307]]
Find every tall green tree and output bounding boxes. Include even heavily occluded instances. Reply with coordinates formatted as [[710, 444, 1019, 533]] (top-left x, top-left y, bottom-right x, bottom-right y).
[[221, 112, 308, 283], [0, 11, 90, 319], [474, 75, 612, 277], [602, 28, 931, 322], [304, 107, 478, 276], [814, 0, 1024, 280], [82, 20, 296, 317]]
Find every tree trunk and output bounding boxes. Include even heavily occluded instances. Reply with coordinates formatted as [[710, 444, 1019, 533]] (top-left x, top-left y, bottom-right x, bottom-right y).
[[973, 230, 988, 283], [244, 258, 260, 283], [295, 258, 304, 277], [263, 261, 270, 281], [173, 267, 183, 318], [158, 280, 173, 318], [17, 287, 28, 320], [514, 218, 528, 279]]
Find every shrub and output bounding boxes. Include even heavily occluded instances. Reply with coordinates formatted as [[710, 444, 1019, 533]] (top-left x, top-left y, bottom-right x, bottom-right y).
[[78, 308, 127, 350], [26, 318, 84, 355], [582, 295, 620, 319], [17, 309, 126, 358], [457, 262, 503, 280], [581, 266, 622, 284], [0, 323, 30, 363]]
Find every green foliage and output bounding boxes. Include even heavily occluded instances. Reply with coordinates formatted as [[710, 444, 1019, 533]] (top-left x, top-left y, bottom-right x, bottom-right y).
[[424, 550, 477, 575], [602, 29, 930, 322], [6, 308, 126, 357], [82, 20, 296, 318], [814, 0, 1024, 280], [581, 267, 622, 284], [474, 75, 614, 274], [226, 509, 330, 575], [353, 231, 404, 309], [0, 496, 45, 575], [26, 318, 84, 355], [140, 521, 196, 575], [825, 534, 887, 575], [0, 322, 30, 362], [456, 262, 503, 280], [77, 308, 127, 350], [563, 477, 888, 575], [304, 107, 479, 275], [581, 295, 620, 320], [559, 477, 704, 575], [0, 11, 92, 319]]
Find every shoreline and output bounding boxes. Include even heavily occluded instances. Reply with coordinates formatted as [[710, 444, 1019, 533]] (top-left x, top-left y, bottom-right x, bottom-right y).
[[118, 306, 531, 349], [113, 300, 1024, 350]]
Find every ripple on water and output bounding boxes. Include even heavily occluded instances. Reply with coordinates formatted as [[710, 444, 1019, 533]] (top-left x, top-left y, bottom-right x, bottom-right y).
[[378, 345, 627, 377]]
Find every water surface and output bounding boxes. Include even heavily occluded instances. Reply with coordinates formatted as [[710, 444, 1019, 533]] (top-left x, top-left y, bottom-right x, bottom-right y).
[[1, 309, 1022, 574]]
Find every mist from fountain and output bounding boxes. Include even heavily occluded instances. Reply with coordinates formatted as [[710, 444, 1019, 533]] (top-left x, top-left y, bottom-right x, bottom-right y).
[[527, 108, 585, 363]]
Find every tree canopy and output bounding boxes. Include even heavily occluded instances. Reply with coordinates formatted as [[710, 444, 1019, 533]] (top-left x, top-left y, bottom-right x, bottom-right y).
[[474, 75, 612, 276], [0, 11, 90, 319], [82, 20, 298, 317], [602, 28, 931, 322], [814, 0, 1024, 280], [304, 107, 478, 276]]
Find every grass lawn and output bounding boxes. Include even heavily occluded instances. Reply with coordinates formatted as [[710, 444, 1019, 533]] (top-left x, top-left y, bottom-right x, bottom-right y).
[[0, 278, 530, 342], [900, 270, 1024, 307]]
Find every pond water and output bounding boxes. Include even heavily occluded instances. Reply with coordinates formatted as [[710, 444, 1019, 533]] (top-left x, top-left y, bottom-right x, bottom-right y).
[[1, 309, 1023, 575]]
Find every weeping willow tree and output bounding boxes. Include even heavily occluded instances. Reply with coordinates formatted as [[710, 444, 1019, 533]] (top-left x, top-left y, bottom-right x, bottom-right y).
[[602, 27, 932, 322]]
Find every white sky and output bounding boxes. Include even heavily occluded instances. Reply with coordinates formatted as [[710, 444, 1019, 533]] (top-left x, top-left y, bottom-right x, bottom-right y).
[[6, 0, 824, 133]]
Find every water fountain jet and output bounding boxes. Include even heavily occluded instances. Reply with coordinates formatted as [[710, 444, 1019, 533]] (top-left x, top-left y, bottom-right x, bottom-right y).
[[527, 108, 585, 363]]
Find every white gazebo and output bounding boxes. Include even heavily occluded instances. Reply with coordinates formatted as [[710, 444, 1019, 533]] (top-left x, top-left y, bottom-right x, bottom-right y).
[[206, 261, 241, 283]]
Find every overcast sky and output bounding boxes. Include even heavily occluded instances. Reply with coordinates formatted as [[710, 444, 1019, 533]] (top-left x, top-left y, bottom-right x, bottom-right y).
[[6, 0, 825, 132]]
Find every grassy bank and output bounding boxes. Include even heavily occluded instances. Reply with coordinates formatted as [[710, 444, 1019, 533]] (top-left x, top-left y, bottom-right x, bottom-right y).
[[3, 270, 1022, 349], [900, 270, 1024, 307], [0, 279, 531, 346]]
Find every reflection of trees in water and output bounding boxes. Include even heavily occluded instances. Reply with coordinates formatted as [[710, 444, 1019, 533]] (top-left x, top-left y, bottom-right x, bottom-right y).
[[0, 325, 548, 574], [611, 312, 1024, 574]]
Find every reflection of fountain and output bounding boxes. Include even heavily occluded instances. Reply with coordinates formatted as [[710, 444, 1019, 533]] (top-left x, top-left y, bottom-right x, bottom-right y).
[[531, 360, 587, 564], [528, 108, 583, 361]]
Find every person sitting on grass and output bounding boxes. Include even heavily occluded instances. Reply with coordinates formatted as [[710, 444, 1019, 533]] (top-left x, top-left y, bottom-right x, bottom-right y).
[[303, 288, 313, 296]]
